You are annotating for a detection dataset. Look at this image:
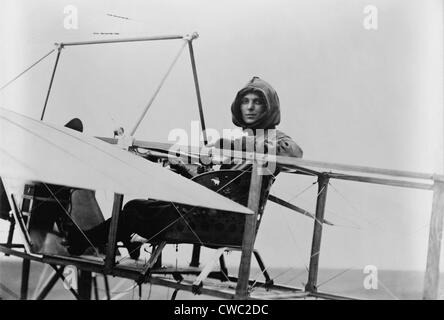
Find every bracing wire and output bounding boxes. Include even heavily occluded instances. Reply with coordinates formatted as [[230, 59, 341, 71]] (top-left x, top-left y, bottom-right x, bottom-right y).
[[0, 49, 55, 93], [118, 169, 251, 264], [249, 180, 319, 289], [43, 183, 100, 257]]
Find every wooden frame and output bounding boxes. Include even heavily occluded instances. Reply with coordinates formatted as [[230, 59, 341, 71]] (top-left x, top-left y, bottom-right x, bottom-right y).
[[1, 31, 442, 300], [1, 154, 442, 299]]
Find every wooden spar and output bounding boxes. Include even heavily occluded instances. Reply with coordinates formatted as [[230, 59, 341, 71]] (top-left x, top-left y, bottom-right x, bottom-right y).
[[104, 193, 123, 273], [0, 242, 305, 293], [150, 277, 237, 300], [305, 173, 330, 292], [213, 148, 436, 181], [52, 33, 198, 137], [288, 166, 322, 177], [187, 35, 208, 146], [236, 161, 263, 298], [274, 155, 435, 181], [328, 172, 433, 190], [41, 44, 62, 121], [60, 35, 185, 47], [423, 179, 444, 299], [103, 138, 438, 182]]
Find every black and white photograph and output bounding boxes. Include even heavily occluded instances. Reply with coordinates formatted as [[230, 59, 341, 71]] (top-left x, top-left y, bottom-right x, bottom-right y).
[[0, 0, 443, 304]]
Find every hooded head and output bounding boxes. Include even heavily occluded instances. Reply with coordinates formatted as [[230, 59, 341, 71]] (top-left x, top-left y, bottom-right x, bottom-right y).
[[231, 77, 281, 130]]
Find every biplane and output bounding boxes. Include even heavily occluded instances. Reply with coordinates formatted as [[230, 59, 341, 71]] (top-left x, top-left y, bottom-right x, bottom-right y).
[[0, 33, 443, 300]]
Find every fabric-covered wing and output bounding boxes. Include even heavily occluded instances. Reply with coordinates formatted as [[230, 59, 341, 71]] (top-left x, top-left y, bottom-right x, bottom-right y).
[[0, 107, 252, 214]]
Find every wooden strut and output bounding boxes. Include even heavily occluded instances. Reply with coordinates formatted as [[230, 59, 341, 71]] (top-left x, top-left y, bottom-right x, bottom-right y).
[[9, 194, 32, 253], [235, 161, 263, 298], [103, 276, 111, 300], [34, 265, 68, 300], [188, 33, 206, 267], [268, 194, 334, 226], [305, 173, 330, 293], [139, 241, 167, 283], [5, 213, 16, 256], [41, 44, 62, 121], [50, 265, 82, 300], [5, 28, 443, 299], [190, 244, 201, 267], [92, 274, 99, 300], [20, 259, 30, 300], [34, 268, 60, 300], [423, 179, 444, 299], [187, 36, 208, 145], [104, 194, 123, 274], [38, 33, 196, 127], [60, 34, 185, 47], [253, 250, 274, 288], [78, 270, 92, 300], [0, 243, 361, 300]]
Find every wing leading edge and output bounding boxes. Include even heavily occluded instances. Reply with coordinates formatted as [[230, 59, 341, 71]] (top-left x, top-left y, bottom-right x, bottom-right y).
[[0, 107, 252, 214]]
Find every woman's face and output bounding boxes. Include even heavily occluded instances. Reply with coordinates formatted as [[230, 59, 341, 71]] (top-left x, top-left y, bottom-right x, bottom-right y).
[[240, 92, 266, 125]]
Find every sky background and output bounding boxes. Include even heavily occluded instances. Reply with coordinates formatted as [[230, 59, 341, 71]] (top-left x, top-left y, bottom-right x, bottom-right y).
[[0, 0, 443, 293]]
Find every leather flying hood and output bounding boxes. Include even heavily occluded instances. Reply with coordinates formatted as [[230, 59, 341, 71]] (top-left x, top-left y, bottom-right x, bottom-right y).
[[231, 76, 281, 130]]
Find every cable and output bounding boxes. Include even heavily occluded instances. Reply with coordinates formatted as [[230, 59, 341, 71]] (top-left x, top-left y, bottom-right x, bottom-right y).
[[43, 183, 100, 257], [118, 169, 250, 264], [0, 49, 55, 92]]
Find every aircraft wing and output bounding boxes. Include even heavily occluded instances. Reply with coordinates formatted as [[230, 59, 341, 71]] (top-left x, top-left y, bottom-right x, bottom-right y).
[[0, 107, 252, 214]]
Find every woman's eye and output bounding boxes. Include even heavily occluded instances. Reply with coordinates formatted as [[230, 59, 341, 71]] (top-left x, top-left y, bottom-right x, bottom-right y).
[[254, 99, 264, 105]]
